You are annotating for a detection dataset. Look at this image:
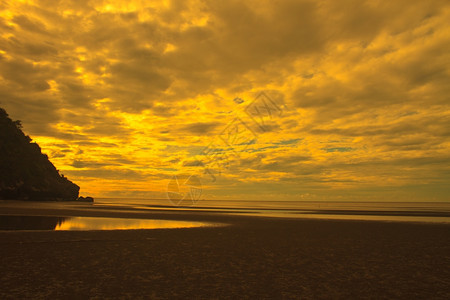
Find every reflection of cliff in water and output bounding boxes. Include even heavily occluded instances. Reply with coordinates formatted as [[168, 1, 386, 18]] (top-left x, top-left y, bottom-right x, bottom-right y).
[[0, 215, 67, 230]]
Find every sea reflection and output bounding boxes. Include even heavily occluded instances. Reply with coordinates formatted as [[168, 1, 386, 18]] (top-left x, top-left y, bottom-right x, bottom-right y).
[[55, 217, 214, 231], [0, 215, 216, 231]]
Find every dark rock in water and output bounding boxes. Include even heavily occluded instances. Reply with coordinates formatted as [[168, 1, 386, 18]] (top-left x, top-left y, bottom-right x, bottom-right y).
[[0, 107, 80, 201], [77, 196, 94, 202]]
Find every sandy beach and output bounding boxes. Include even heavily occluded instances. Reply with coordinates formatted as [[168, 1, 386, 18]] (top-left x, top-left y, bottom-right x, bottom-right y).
[[1, 203, 450, 299]]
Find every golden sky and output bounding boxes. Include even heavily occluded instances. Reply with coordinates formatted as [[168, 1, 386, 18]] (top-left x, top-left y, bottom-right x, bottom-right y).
[[1, 0, 449, 201]]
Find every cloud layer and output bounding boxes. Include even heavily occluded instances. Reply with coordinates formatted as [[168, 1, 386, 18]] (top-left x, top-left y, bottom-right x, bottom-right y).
[[1, 0, 449, 201]]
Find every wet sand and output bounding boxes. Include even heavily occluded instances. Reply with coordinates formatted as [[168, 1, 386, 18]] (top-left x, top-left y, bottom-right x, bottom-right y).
[[1, 203, 450, 299]]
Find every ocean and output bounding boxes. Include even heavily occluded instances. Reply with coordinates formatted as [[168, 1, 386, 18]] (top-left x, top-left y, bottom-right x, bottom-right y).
[[93, 198, 450, 223]]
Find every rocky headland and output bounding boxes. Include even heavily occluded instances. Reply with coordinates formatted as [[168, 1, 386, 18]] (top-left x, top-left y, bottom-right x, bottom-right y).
[[0, 107, 90, 202]]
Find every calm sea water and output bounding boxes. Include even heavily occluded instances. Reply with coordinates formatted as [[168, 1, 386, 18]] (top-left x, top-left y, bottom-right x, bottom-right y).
[[1, 198, 449, 224], [93, 198, 450, 223]]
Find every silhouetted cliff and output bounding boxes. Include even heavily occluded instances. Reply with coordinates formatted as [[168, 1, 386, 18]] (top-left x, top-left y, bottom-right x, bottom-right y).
[[0, 107, 80, 201]]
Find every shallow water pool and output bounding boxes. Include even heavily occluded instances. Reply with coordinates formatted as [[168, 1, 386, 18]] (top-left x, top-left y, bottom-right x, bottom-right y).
[[0, 215, 217, 231]]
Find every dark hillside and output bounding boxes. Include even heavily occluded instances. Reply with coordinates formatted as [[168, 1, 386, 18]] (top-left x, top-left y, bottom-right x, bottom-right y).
[[0, 107, 79, 201]]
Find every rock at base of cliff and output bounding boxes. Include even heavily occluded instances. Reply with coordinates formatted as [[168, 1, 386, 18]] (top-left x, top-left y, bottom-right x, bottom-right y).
[[77, 196, 94, 202]]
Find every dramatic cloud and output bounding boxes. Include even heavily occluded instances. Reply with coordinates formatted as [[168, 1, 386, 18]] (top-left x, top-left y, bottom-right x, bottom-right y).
[[1, 0, 449, 201]]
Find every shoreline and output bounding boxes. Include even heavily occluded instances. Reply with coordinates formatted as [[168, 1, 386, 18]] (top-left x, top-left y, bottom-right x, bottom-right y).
[[1, 199, 450, 224], [1, 202, 450, 298]]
